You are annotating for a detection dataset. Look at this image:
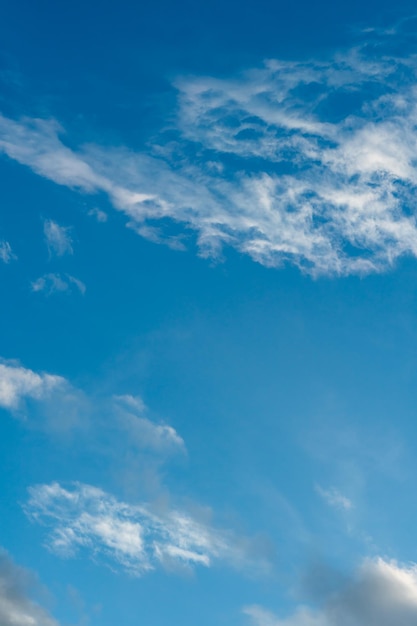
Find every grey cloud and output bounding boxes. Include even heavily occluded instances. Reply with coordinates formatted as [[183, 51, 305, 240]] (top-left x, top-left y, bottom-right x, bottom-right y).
[[0, 549, 59, 626], [31, 272, 86, 295], [244, 557, 417, 626]]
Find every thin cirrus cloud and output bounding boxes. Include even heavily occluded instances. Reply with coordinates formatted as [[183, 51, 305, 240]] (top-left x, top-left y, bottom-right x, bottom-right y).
[[2, 37, 417, 274], [43, 219, 73, 257], [0, 240, 16, 263], [25, 481, 249, 576], [315, 485, 353, 512], [31, 272, 86, 295], [0, 549, 59, 626], [243, 557, 417, 626]]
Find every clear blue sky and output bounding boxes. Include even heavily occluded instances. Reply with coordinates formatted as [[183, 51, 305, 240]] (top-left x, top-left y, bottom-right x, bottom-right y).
[[1, 1, 417, 625]]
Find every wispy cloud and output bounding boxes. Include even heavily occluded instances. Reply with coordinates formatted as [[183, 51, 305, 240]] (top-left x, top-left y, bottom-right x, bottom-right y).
[[43, 219, 73, 257], [26, 481, 250, 576], [2, 37, 417, 274], [0, 240, 16, 263], [31, 272, 86, 295], [87, 207, 108, 222], [244, 557, 417, 625], [0, 359, 64, 411], [0, 549, 59, 626], [315, 485, 353, 512], [113, 394, 186, 455]]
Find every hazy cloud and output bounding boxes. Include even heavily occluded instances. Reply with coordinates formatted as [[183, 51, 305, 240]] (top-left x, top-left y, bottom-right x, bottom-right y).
[[0, 240, 16, 263], [315, 485, 353, 511], [0, 549, 59, 626]]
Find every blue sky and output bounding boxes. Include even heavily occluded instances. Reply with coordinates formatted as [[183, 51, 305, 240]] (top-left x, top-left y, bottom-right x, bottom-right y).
[[2, 1, 417, 625]]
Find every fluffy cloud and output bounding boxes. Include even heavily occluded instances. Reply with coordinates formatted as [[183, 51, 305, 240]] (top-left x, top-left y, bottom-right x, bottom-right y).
[[0, 240, 16, 263], [26, 481, 247, 576], [244, 558, 417, 626], [0, 359, 64, 410], [0, 549, 59, 626], [31, 272, 86, 295], [2, 37, 417, 274], [43, 219, 73, 257]]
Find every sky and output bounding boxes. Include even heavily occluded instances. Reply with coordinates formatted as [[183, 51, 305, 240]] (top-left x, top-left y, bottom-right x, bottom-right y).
[[3, 0, 417, 624]]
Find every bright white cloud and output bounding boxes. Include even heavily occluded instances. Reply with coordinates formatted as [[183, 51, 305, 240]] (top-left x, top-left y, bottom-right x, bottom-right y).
[[0, 359, 64, 410], [244, 558, 417, 626], [3, 42, 417, 274], [26, 482, 246, 576], [43, 219, 73, 256], [31, 272, 86, 295], [315, 485, 353, 511], [0, 549, 59, 626], [0, 240, 16, 263]]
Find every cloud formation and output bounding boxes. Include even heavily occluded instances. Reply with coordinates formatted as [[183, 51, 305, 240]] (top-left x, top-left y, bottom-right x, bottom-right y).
[[0, 359, 64, 410], [31, 272, 86, 295], [0, 240, 16, 263], [0, 549, 59, 626], [26, 481, 247, 576], [244, 557, 417, 626], [43, 219, 73, 257], [3, 37, 417, 274]]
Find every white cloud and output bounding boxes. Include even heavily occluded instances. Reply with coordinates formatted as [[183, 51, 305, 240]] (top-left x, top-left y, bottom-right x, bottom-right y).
[[0, 240, 16, 263], [31, 273, 86, 295], [0, 549, 59, 626], [43, 219, 73, 256], [0, 359, 64, 410], [315, 485, 353, 511], [113, 394, 186, 455], [3, 39, 417, 274], [244, 558, 417, 626], [26, 482, 246, 576]]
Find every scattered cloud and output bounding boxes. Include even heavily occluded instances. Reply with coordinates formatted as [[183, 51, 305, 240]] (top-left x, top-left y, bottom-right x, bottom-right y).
[[113, 394, 186, 455], [243, 557, 417, 626], [88, 207, 108, 222], [0, 240, 16, 263], [26, 481, 250, 576], [0, 548, 59, 626], [2, 37, 417, 274], [31, 272, 86, 295], [315, 485, 353, 512], [0, 359, 64, 411], [43, 219, 73, 257]]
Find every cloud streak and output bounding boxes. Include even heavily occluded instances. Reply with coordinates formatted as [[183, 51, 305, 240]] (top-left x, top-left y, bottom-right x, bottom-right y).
[[31, 272, 86, 295], [2, 37, 417, 274]]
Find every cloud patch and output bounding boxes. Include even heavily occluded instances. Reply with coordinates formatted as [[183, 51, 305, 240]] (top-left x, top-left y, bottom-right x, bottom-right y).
[[43, 219, 73, 257], [0, 240, 16, 263], [244, 557, 417, 626], [0, 549, 59, 626], [0, 359, 64, 411], [31, 272, 86, 295], [26, 481, 247, 576]]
